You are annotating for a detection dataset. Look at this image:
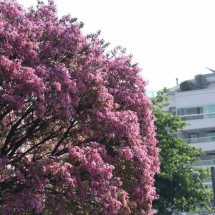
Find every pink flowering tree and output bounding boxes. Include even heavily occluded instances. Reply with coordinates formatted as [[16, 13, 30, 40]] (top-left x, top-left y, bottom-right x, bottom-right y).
[[0, 0, 159, 214]]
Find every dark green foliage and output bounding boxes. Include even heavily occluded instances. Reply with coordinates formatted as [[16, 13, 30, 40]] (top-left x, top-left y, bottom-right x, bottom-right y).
[[180, 80, 193, 91], [180, 74, 208, 92], [152, 89, 210, 215], [194, 74, 208, 89]]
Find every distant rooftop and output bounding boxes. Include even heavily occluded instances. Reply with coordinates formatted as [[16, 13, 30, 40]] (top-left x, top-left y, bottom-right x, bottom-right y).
[[169, 71, 215, 94]]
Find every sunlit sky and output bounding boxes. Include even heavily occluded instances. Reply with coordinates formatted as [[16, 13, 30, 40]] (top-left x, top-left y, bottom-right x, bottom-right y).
[[18, 0, 215, 91]]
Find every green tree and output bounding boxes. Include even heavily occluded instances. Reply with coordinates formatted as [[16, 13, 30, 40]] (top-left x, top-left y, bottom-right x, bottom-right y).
[[152, 89, 210, 215], [180, 80, 193, 91], [195, 74, 208, 89]]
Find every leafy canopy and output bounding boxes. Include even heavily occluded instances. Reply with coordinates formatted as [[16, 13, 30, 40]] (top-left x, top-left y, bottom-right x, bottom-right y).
[[0, 0, 159, 214], [152, 89, 209, 215]]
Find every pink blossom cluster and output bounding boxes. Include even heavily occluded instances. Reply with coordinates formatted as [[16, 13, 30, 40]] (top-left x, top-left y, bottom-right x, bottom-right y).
[[0, 0, 159, 214]]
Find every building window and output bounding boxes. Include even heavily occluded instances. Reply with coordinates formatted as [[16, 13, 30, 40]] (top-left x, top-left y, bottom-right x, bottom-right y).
[[169, 107, 176, 115], [187, 132, 199, 143], [178, 104, 215, 121], [206, 130, 215, 142], [188, 133, 199, 139], [203, 105, 215, 119], [177, 107, 203, 116]]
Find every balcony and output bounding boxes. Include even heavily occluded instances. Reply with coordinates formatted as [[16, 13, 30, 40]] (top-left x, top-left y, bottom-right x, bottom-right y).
[[192, 159, 215, 167], [183, 136, 215, 144], [180, 112, 215, 121], [183, 136, 215, 151]]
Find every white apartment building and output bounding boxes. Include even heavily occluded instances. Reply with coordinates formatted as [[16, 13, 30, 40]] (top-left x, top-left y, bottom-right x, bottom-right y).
[[166, 72, 215, 188]]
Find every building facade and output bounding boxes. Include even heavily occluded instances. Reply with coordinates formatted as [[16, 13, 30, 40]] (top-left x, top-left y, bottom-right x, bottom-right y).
[[166, 73, 215, 189]]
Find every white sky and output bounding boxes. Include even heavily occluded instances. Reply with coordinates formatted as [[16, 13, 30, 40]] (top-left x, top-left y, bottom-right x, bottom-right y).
[[18, 0, 215, 91]]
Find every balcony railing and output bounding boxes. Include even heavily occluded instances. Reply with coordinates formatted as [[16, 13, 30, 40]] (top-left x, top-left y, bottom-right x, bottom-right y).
[[180, 112, 215, 121], [183, 136, 215, 144], [193, 159, 215, 166]]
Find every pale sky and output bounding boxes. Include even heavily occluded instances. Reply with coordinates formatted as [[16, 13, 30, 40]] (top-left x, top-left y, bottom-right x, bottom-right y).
[[18, 0, 215, 91]]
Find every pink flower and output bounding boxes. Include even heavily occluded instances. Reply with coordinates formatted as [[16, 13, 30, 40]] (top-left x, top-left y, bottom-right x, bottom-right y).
[[120, 147, 133, 160], [54, 82, 61, 91], [0, 0, 159, 214]]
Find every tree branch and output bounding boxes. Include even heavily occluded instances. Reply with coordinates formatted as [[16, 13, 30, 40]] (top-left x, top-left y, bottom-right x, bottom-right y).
[[9, 132, 57, 164], [1, 107, 33, 155], [50, 120, 78, 156], [7, 119, 41, 157]]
